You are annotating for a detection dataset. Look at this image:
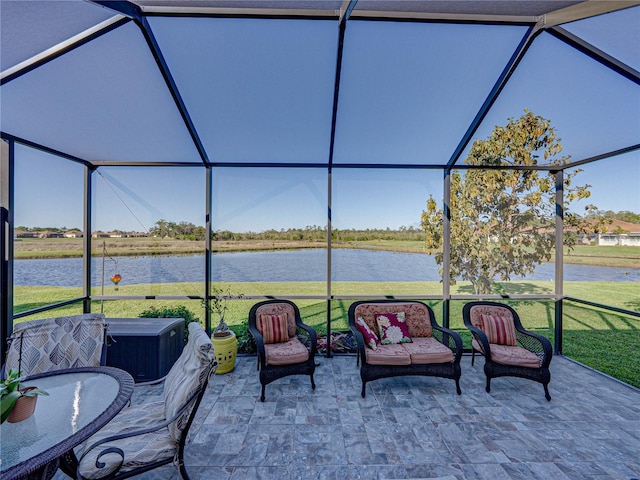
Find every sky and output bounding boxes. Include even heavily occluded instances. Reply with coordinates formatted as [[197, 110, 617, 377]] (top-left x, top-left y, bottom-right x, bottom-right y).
[[6, 5, 640, 232]]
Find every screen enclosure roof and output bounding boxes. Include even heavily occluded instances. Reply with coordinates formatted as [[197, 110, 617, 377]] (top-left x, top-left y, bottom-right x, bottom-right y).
[[1, 0, 639, 169]]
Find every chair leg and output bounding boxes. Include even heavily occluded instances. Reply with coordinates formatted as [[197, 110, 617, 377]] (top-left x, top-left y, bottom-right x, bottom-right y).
[[361, 381, 366, 398], [485, 377, 491, 393], [544, 383, 551, 401], [471, 349, 475, 366], [455, 379, 461, 395], [310, 373, 316, 391], [260, 385, 266, 402], [178, 456, 191, 480], [59, 451, 78, 478]]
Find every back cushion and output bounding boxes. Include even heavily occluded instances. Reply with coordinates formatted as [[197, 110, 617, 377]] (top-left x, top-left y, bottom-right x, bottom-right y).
[[164, 322, 215, 440], [481, 314, 517, 346], [469, 305, 518, 346], [376, 312, 412, 344], [257, 313, 290, 344], [353, 302, 432, 338], [254, 302, 297, 338], [6, 314, 106, 376], [355, 316, 379, 350]]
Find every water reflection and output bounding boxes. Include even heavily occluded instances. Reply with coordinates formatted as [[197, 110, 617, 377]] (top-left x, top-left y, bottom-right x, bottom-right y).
[[13, 248, 640, 286]]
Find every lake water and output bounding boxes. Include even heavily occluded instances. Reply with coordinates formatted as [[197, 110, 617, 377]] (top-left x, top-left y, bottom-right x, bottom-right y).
[[14, 248, 640, 287]]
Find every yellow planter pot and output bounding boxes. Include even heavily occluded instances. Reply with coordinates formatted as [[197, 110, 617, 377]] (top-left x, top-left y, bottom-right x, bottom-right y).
[[211, 331, 238, 374]]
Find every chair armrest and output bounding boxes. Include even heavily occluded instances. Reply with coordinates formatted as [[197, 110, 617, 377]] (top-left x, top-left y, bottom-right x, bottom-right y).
[[295, 321, 318, 355], [348, 323, 367, 365], [431, 324, 463, 363], [248, 323, 267, 367], [466, 323, 492, 359], [515, 328, 553, 367], [76, 389, 201, 479]]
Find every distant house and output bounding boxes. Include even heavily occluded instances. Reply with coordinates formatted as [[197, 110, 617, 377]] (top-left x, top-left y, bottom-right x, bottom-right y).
[[92, 231, 110, 238], [585, 220, 640, 246], [64, 230, 83, 238], [14, 230, 38, 238], [38, 231, 64, 238]]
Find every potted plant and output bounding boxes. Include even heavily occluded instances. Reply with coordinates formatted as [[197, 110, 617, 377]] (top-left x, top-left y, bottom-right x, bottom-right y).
[[1, 369, 48, 424], [203, 285, 243, 374], [204, 284, 243, 338]]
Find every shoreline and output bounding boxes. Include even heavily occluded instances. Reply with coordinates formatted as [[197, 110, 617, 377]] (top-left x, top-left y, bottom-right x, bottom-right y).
[[13, 239, 640, 269]]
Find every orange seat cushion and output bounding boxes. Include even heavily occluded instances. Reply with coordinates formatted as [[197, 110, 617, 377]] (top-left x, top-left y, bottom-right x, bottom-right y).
[[364, 344, 411, 365], [402, 337, 453, 364], [264, 337, 309, 366], [472, 339, 541, 369]]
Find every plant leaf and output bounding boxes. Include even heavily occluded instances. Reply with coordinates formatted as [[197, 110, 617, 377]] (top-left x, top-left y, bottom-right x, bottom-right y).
[[1, 391, 21, 423]]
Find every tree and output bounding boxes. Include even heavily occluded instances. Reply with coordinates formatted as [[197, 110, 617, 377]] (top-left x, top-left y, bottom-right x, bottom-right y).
[[421, 110, 596, 295]]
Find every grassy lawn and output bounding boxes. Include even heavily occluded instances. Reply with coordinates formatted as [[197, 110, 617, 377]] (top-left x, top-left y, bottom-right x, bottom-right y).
[[561, 245, 640, 269]]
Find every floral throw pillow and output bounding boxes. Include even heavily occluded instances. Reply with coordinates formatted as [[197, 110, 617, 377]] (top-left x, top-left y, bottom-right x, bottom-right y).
[[355, 316, 379, 350], [257, 313, 290, 344], [480, 314, 517, 346], [375, 312, 412, 345]]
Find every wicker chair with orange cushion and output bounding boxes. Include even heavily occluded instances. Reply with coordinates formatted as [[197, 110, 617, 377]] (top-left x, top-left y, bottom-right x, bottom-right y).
[[463, 301, 553, 401], [248, 300, 318, 402]]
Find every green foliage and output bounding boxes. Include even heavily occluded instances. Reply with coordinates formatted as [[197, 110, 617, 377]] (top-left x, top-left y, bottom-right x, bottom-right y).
[[229, 322, 256, 354], [138, 304, 200, 342], [421, 110, 595, 295], [149, 219, 206, 241], [586, 209, 640, 224], [203, 284, 244, 334], [1, 370, 48, 424]]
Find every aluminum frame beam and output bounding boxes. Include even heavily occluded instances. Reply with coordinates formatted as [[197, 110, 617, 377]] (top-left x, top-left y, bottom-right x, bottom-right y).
[[539, 0, 640, 27], [0, 16, 129, 86], [0, 139, 13, 362], [549, 26, 640, 85]]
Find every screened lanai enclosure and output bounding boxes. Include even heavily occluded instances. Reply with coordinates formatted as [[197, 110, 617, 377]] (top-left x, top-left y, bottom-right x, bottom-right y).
[[1, 1, 639, 377]]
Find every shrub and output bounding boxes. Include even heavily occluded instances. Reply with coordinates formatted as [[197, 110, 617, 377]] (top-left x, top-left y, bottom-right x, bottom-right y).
[[230, 322, 256, 354], [138, 305, 200, 343]]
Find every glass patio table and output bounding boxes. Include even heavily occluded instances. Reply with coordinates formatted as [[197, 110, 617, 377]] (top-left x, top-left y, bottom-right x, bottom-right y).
[[0, 366, 134, 480]]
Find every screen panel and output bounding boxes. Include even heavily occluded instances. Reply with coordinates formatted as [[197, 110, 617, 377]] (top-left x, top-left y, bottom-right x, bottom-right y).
[[149, 17, 337, 164], [91, 166, 205, 297], [1, 22, 200, 163], [563, 152, 640, 310], [463, 32, 640, 166], [210, 167, 328, 295], [334, 21, 528, 165], [13, 144, 85, 313], [331, 168, 440, 296]]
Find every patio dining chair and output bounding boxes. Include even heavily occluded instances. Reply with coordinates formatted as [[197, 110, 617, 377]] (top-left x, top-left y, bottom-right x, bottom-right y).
[[463, 301, 553, 401], [3, 313, 108, 377], [62, 322, 217, 480], [248, 299, 318, 402]]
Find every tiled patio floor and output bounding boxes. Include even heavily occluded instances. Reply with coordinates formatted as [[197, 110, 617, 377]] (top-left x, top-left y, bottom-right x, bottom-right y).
[[57, 354, 640, 480]]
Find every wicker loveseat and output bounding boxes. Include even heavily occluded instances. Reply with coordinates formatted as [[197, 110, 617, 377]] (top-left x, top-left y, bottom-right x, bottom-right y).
[[463, 301, 553, 401], [348, 300, 463, 398]]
